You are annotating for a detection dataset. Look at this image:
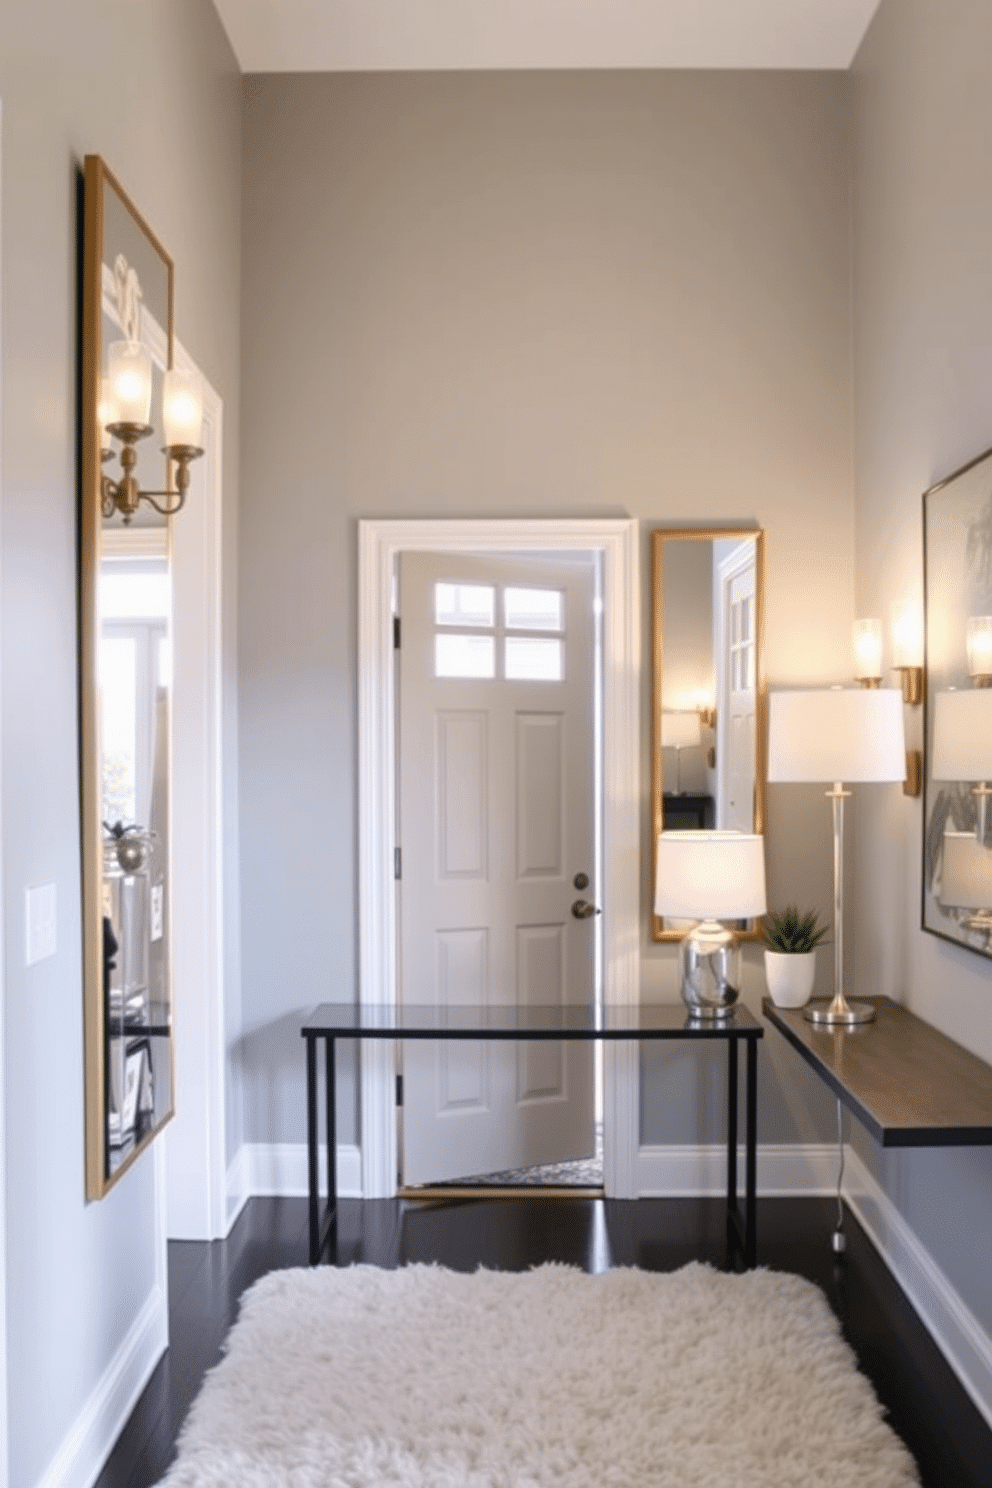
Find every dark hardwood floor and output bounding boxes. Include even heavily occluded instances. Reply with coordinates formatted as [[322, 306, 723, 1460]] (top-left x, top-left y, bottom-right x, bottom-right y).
[[96, 1194, 992, 1488]]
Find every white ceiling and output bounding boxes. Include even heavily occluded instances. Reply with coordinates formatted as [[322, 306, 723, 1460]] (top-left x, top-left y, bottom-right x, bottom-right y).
[[211, 0, 882, 74]]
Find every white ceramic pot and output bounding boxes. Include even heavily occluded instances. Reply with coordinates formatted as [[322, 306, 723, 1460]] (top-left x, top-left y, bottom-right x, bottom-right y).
[[764, 949, 816, 1008]]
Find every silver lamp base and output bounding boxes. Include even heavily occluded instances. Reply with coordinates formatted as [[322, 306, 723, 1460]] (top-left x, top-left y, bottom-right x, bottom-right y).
[[679, 919, 741, 1019], [804, 993, 876, 1027]]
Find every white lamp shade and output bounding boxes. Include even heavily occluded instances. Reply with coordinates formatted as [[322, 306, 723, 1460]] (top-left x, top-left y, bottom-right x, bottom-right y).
[[767, 688, 906, 784], [661, 711, 702, 749], [932, 689, 992, 781], [107, 339, 152, 425], [163, 368, 204, 449], [97, 377, 120, 452], [654, 830, 766, 921], [940, 832, 992, 910]]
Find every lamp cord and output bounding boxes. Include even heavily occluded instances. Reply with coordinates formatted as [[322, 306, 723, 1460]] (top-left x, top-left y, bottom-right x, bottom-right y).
[[833, 1097, 847, 1254]]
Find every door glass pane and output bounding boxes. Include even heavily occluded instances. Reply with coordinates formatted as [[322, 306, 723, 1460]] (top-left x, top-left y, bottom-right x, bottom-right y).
[[504, 587, 563, 632], [505, 637, 564, 681], [434, 583, 495, 628], [435, 633, 496, 679]]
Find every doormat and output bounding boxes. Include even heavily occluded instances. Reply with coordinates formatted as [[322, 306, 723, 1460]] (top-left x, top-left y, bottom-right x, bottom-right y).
[[160, 1261, 919, 1487]]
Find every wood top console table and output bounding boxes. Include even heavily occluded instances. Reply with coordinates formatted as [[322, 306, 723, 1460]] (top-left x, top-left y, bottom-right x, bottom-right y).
[[762, 996, 992, 1147], [302, 1002, 763, 1267]]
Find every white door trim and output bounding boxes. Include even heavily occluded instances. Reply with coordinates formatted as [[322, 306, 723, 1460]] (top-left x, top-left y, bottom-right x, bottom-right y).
[[164, 341, 227, 1239], [358, 518, 640, 1200]]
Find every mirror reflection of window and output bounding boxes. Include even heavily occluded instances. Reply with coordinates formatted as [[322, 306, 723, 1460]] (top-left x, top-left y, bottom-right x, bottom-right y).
[[99, 557, 170, 833]]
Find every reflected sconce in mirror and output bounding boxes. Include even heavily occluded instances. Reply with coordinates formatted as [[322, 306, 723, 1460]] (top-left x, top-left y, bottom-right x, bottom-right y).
[[966, 616, 992, 686], [768, 687, 906, 1026], [654, 830, 766, 1020], [100, 342, 203, 523]]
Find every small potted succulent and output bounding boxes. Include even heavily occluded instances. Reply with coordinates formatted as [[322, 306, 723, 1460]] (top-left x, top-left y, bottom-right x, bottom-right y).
[[762, 906, 829, 1008]]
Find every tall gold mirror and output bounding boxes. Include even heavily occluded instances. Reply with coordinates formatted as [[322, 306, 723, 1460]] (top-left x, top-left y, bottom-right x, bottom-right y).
[[651, 528, 766, 942], [81, 158, 179, 1197]]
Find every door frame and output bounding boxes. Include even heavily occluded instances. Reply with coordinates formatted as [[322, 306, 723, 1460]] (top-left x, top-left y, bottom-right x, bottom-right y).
[[358, 518, 640, 1199], [714, 538, 755, 831]]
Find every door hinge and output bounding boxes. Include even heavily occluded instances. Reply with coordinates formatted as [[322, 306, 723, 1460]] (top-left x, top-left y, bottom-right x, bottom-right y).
[[396, 1073, 403, 1107], [394, 846, 401, 880], [393, 615, 401, 649]]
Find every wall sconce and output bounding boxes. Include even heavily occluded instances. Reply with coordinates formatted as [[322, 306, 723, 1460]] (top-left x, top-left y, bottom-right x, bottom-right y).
[[852, 618, 883, 687], [966, 616, 992, 687], [854, 615, 921, 795], [100, 348, 203, 524], [891, 599, 924, 705]]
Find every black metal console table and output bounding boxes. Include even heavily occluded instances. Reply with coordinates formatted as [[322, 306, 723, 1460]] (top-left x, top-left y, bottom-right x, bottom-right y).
[[302, 1001, 763, 1267]]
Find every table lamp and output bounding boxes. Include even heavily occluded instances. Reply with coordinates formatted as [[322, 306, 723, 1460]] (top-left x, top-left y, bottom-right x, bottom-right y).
[[932, 689, 992, 842], [767, 688, 905, 1026], [654, 830, 766, 1019]]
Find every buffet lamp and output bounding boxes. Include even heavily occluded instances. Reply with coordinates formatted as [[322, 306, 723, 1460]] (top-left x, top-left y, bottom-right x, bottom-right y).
[[99, 345, 203, 523], [767, 688, 905, 1026], [654, 830, 766, 1019]]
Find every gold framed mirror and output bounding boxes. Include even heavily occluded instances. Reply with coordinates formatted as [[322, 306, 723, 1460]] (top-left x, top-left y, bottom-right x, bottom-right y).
[[81, 157, 177, 1198], [650, 527, 767, 942]]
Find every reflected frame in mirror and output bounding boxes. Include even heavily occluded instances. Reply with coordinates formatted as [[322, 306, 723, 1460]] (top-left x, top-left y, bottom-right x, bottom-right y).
[[81, 156, 176, 1199], [650, 527, 767, 943], [922, 444, 992, 960]]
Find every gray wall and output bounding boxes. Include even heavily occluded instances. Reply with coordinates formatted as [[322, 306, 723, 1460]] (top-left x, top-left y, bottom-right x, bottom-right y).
[[239, 70, 854, 1150], [850, 0, 992, 1335], [0, 3, 241, 1481]]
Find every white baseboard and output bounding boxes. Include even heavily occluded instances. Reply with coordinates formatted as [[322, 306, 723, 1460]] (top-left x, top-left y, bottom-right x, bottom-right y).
[[843, 1145, 992, 1432], [636, 1142, 839, 1197], [37, 1284, 167, 1488], [225, 1144, 251, 1234], [239, 1142, 363, 1199]]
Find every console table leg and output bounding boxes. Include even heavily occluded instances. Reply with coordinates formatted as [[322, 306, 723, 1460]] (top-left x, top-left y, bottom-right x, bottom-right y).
[[307, 1034, 319, 1264], [727, 1036, 738, 1216], [745, 1035, 758, 1267]]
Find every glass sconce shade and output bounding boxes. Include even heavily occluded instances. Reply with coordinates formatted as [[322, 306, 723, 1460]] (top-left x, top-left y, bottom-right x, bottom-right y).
[[97, 378, 120, 454], [162, 369, 204, 449], [891, 600, 924, 668], [853, 618, 884, 684], [107, 340, 152, 426], [966, 617, 992, 684], [932, 690, 992, 781]]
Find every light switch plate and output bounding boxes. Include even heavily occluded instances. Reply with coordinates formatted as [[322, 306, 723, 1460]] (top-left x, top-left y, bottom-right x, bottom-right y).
[[25, 883, 57, 966]]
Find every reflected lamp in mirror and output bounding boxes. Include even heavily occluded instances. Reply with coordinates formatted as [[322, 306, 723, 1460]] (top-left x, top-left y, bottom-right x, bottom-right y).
[[660, 710, 701, 793], [939, 832, 992, 947], [932, 689, 992, 842], [767, 688, 905, 1027], [654, 831, 766, 1020]]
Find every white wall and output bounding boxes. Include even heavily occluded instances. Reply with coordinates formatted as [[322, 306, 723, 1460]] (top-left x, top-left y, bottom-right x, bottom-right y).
[[0, 4, 241, 1482], [239, 70, 855, 1152], [850, 0, 992, 1337]]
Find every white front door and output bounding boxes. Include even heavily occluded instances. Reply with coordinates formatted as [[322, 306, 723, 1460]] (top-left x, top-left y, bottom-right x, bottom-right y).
[[398, 552, 598, 1186], [717, 545, 757, 832]]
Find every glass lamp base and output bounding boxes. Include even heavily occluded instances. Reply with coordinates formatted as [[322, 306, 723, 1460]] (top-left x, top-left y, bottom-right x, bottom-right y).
[[804, 995, 876, 1027], [680, 919, 741, 1019]]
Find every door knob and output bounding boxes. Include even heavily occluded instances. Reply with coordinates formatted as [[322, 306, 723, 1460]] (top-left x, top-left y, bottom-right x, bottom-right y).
[[571, 899, 601, 920]]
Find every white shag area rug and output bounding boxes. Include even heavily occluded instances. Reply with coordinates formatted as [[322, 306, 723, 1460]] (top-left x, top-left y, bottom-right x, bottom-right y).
[[161, 1262, 920, 1487]]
